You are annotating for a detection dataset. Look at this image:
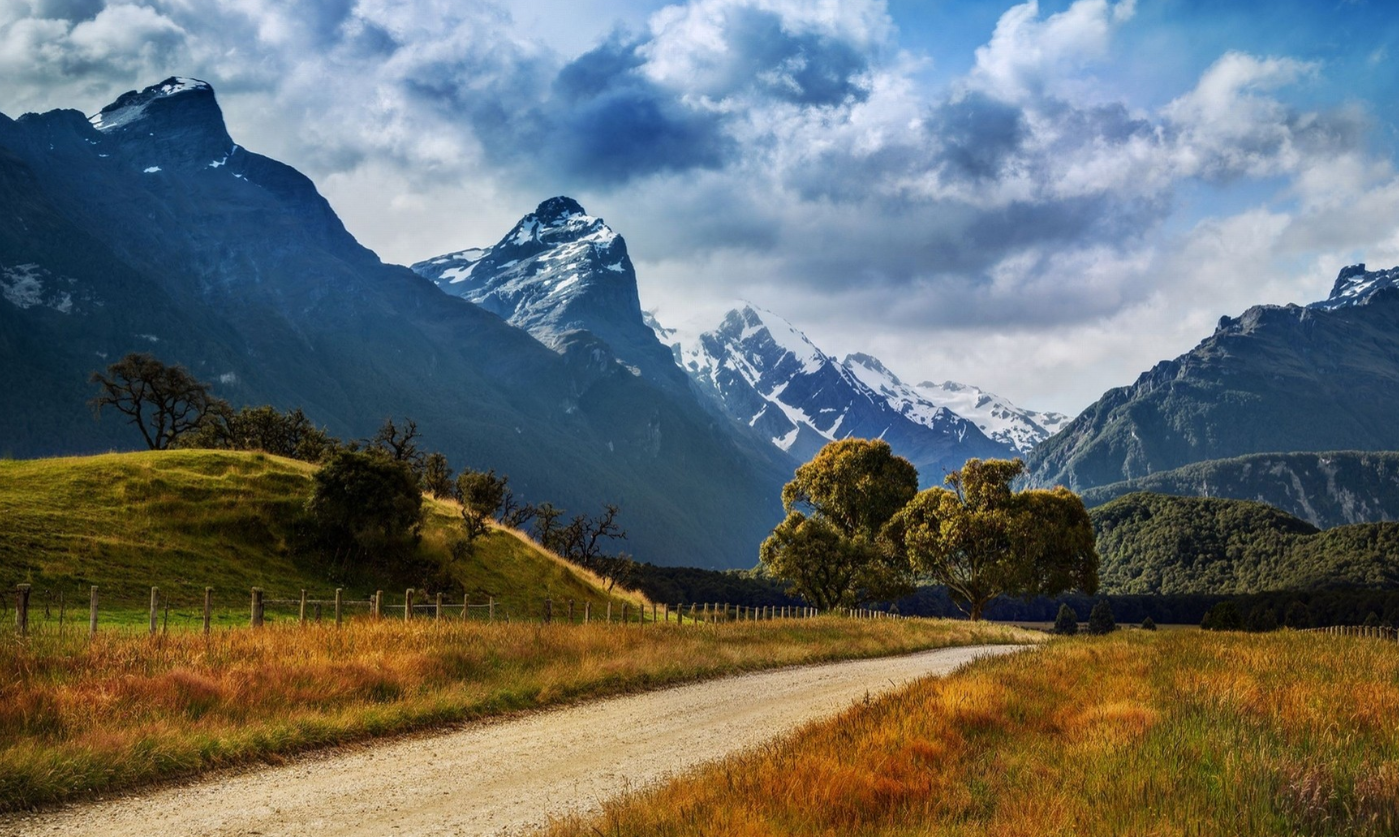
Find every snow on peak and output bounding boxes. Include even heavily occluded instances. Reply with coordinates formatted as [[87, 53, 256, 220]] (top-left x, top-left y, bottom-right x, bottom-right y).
[[1310, 263, 1399, 310], [732, 303, 824, 374], [90, 77, 214, 132]]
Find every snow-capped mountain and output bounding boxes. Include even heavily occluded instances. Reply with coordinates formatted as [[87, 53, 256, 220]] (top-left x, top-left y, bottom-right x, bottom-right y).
[[412, 197, 687, 391], [655, 304, 1014, 482], [841, 353, 1068, 455], [1308, 263, 1399, 310]]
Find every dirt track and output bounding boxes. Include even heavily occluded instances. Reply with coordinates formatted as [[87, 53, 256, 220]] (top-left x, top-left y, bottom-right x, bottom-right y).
[[0, 644, 1025, 837]]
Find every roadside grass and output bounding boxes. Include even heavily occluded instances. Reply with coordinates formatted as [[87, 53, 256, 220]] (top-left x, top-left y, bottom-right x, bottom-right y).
[[0, 616, 1031, 812], [0, 449, 639, 623], [543, 630, 1399, 837]]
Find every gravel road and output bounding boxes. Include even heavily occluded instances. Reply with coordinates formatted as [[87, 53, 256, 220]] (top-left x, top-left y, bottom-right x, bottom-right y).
[[0, 644, 1025, 837]]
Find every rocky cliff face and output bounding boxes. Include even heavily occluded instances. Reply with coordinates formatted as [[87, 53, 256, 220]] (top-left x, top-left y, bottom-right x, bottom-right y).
[[1029, 265, 1399, 492]]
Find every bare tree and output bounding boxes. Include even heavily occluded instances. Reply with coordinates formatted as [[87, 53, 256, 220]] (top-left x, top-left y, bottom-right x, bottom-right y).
[[90, 353, 224, 450], [371, 417, 423, 470], [497, 486, 537, 530]]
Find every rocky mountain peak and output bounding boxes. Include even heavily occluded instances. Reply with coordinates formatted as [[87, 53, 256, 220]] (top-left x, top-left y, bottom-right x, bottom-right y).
[[534, 196, 587, 224], [1312, 263, 1399, 311], [87, 77, 234, 170]]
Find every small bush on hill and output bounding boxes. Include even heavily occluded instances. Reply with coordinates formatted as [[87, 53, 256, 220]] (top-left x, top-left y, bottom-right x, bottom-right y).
[[1054, 603, 1079, 636], [1201, 601, 1242, 631], [1087, 599, 1115, 635], [1140, 616, 1156, 631], [308, 450, 422, 575]]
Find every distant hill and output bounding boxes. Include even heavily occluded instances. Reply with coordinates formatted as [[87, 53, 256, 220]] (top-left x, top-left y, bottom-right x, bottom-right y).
[[1090, 492, 1399, 595], [1079, 451, 1399, 529], [1029, 265, 1399, 492], [0, 450, 632, 618]]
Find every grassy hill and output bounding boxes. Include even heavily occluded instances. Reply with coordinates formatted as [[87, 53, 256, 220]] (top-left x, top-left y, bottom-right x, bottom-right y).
[[0, 449, 640, 626], [1091, 491, 1399, 595]]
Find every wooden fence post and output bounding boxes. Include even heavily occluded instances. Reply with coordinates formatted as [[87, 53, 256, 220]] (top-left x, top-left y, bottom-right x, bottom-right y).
[[488, 597, 495, 622], [251, 588, 264, 628], [607, 602, 613, 623], [374, 590, 382, 618], [436, 592, 443, 621], [16, 584, 30, 636], [335, 588, 343, 626], [584, 602, 591, 624], [149, 587, 159, 635], [300, 589, 308, 624], [622, 604, 630, 625], [203, 587, 212, 634], [569, 600, 575, 623], [663, 603, 669, 623], [652, 603, 657, 624], [89, 585, 99, 636], [404, 589, 413, 621], [545, 598, 553, 624]]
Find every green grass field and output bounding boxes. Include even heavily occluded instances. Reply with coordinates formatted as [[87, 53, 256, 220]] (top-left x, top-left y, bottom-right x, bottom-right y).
[[0, 449, 641, 627]]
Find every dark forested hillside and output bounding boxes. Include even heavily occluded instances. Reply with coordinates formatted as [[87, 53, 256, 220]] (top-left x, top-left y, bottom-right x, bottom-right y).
[[1090, 492, 1399, 595]]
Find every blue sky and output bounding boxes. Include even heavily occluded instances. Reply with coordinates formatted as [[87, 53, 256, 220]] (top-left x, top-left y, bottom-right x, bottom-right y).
[[4, 0, 1399, 414]]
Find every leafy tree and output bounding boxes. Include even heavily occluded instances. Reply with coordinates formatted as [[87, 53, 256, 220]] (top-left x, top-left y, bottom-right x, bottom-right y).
[[1364, 611, 1382, 627], [1140, 616, 1157, 631], [420, 452, 454, 498], [1201, 600, 1242, 631], [762, 439, 919, 608], [307, 450, 423, 573], [1054, 603, 1079, 635], [180, 404, 336, 462], [456, 468, 508, 542], [90, 353, 225, 450], [1284, 600, 1312, 629], [883, 458, 1098, 621], [1087, 599, 1116, 635], [1246, 605, 1278, 633]]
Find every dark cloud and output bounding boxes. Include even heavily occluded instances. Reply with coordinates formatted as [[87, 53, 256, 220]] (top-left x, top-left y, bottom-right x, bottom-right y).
[[926, 92, 1026, 182], [715, 8, 870, 106]]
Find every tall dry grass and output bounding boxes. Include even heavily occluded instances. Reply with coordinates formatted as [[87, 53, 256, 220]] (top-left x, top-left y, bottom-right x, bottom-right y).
[[0, 616, 1026, 811], [543, 630, 1399, 837]]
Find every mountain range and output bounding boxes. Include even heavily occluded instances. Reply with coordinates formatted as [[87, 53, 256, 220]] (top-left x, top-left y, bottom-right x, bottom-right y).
[[0, 78, 792, 569]]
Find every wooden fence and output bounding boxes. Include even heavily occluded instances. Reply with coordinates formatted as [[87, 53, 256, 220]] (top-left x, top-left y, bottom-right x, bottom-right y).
[[1304, 624, 1399, 641], [8, 582, 897, 637]]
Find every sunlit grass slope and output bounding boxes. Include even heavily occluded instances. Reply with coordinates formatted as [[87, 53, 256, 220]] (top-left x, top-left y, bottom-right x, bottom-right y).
[[0, 449, 634, 621], [547, 630, 1399, 837]]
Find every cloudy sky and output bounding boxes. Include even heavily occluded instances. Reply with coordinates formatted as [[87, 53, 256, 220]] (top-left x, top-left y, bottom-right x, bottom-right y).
[[4, 0, 1399, 414]]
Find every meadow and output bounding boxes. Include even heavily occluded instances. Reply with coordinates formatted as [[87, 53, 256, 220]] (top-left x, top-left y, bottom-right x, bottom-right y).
[[543, 630, 1399, 837], [0, 615, 1030, 812]]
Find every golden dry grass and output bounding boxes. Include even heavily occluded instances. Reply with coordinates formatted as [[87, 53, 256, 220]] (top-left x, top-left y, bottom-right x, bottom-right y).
[[543, 630, 1399, 837], [0, 615, 1029, 812]]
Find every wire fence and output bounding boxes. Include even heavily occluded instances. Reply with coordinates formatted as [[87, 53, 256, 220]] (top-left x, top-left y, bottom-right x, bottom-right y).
[[6, 582, 897, 637]]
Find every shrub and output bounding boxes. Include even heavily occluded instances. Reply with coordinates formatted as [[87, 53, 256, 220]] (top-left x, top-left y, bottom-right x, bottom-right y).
[[1054, 603, 1079, 636], [1201, 601, 1242, 632], [1246, 605, 1278, 633], [1284, 600, 1312, 629], [1087, 599, 1116, 635], [307, 450, 423, 574], [1140, 616, 1157, 631]]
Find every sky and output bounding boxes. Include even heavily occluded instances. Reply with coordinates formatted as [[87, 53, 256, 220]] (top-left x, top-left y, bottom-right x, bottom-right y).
[[4, 0, 1399, 415]]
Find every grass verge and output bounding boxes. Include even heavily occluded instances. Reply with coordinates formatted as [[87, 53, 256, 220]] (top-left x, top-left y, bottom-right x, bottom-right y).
[[0, 616, 1029, 812], [542, 630, 1399, 837]]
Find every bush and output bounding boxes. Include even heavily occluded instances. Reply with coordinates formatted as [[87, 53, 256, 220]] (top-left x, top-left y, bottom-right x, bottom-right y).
[[1284, 600, 1312, 629], [307, 450, 423, 574], [1087, 599, 1116, 635], [1246, 605, 1278, 633], [1140, 616, 1157, 631], [1054, 603, 1079, 636], [1364, 611, 1382, 627], [1201, 601, 1242, 632]]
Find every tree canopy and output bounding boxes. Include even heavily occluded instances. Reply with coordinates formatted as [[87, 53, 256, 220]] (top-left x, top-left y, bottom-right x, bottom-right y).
[[90, 353, 224, 450], [762, 439, 918, 608], [307, 449, 423, 573], [883, 458, 1098, 620]]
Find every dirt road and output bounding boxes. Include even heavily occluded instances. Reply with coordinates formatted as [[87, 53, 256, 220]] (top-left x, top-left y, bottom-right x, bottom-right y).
[[1, 644, 1025, 837]]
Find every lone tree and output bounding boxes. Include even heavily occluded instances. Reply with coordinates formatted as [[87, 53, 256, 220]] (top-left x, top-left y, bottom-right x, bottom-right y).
[[882, 458, 1098, 621], [307, 449, 423, 574], [1087, 599, 1116, 635], [456, 468, 509, 543], [90, 353, 224, 450], [761, 438, 919, 609], [1054, 603, 1079, 635]]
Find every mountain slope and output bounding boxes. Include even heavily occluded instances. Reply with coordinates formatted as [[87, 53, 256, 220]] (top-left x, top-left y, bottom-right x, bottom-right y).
[[0, 78, 781, 569], [1079, 450, 1399, 529], [1091, 492, 1399, 595], [655, 305, 1014, 483], [1029, 265, 1399, 491], [842, 353, 1068, 455]]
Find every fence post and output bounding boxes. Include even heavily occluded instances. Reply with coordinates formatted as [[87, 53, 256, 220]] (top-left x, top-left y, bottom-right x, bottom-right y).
[[203, 587, 212, 634], [300, 589, 308, 624], [663, 603, 669, 623], [16, 584, 30, 636], [489, 597, 495, 622], [622, 604, 629, 625], [569, 600, 575, 624], [89, 585, 99, 636], [607, 602, 613, 623], [374, 590, 382, 619], [436, 592, 443, 621], [545, 598, 553, 624], [404, 589, 413, 621], [251, 588, 264, 627], [584, 602, 590, 624], [335, 588, 343, 626], [652, 603, 657, 624], [149, 587, 159, 635]]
